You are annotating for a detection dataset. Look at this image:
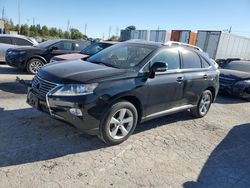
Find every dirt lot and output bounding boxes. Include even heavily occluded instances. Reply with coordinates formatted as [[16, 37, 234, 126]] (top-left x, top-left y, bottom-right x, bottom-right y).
[[0, 64, 250, 188]]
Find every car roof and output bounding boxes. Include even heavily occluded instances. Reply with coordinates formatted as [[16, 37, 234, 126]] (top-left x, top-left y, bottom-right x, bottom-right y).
[[125, 39, 163, 47], [0, 34, 31, 39], [230, 60, 250, 64]]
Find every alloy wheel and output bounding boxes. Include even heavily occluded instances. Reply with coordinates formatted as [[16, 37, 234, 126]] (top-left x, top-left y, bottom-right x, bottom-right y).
[[29, 60, 43, 74], [108, 108, 134, 140], [199, 93, 211, 116]]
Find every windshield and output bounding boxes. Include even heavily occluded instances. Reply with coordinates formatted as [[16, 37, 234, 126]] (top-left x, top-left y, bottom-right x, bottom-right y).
[[223, 61, 250, 73], [81, 42, 112, 55], [34, 39, 60, 48], [88, 43, 156, 69]]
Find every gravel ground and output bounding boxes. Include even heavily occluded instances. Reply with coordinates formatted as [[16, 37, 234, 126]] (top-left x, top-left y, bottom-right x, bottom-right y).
[[0, 64, 250, 188]]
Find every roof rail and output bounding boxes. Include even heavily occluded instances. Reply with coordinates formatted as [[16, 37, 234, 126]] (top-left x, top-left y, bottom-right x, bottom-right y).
[[165, 41, 203, 52]]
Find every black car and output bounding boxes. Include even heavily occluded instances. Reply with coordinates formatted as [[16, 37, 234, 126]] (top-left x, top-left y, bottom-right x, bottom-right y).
[[5, 39, 90, 74], [27, 40, 219, 145], [219, 60, 250, 101]]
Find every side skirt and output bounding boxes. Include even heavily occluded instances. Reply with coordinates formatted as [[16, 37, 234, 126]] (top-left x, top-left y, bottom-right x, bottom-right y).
[[141, 104, 196, 122]]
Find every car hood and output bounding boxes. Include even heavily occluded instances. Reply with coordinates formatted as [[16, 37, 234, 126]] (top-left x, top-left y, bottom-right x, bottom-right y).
[[52, 53, 89, 61], [220, 69, 250, 81], [38, 60, 135, 84]]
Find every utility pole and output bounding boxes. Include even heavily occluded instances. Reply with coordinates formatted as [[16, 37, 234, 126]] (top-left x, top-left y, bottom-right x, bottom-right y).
[[18, 0, 21, 33], [229, 26, 232, 33], [2, 7, 5, 20], [67, 19, 70, 32], [116, 26, 119, 37], [84, 24, 87, 36], [108, 26, 111, 39], [33, 17, 35, 26]]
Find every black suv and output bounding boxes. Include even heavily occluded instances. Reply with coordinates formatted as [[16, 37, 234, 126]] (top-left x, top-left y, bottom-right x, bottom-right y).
[[27, 40, 220, 145], [6, 39, 90, 74]]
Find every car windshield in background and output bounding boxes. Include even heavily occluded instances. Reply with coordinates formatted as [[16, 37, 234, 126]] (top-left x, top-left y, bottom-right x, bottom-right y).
[[88, 43, 156, 69], [34, 39, 60, 48], [81, 43, 111, 55], [223, 61, 250, 73]]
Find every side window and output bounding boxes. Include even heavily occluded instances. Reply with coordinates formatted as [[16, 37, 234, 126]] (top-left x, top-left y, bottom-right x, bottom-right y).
[[0, 37, 12, 44], [181, 49, 202, 69], [53, 42, 73, 51], [200, 56, 211, 68], [12, 38, 33, 46], [151, 48, 180, 70], [74, 41, 91, 51]]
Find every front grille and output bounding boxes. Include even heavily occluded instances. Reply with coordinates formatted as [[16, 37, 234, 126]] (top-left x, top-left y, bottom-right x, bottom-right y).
[[31, 75, 58, 99], [219, 76, 236, 86]]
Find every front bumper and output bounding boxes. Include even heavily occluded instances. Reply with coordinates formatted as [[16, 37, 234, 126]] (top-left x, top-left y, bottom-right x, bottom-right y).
[[26, 88, 104, 135], [5, 53, 26, 69], [219, 84, 250, 99]]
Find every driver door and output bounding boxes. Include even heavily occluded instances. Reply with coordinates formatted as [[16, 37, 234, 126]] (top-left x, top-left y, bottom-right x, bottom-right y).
[[146, 48, 185, 116], [46, 41, 75, 60]]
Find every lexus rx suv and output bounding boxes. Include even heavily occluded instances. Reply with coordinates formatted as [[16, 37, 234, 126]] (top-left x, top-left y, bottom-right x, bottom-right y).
[[27, 40, 219, 145]]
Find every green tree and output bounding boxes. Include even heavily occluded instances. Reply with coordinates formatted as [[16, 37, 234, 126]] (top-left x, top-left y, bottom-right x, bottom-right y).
[[70, 28, 83, 39], [36, 24, 42, 36], [49, 27, 58, 37], [41, 25, 49, 36], [107, 35, 119, 41], [20, 24, 29, 36], [125, 25, 136, 31], [64, 31, 71, 39], [58, 29, 64, 38], [29, 25, 38, 37]]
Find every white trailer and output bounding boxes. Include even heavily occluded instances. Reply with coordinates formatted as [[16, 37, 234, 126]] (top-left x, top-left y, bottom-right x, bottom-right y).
[[196, 30, 250, 60]]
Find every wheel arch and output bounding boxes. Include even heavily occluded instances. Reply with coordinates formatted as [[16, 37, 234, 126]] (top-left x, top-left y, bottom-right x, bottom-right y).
[[206, 86, 216, 102], [110, 95, 143, 123], [26, 55, 47, 68]]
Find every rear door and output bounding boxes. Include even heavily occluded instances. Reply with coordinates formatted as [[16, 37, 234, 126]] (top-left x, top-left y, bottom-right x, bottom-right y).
[[46, 41, 75, 60], [146, 47, 185, 115], [180, 48, 210, 105], [12, 37, 33, 46]]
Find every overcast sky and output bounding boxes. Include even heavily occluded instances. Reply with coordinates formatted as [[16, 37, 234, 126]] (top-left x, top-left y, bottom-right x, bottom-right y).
[[1, 0, 250, 38]]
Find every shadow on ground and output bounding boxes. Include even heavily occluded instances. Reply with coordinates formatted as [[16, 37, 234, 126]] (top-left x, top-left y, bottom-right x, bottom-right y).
[[183, 123, 250, 188], [216, 94, 248, 104], [0, 106, 194, 168], [0, 65, 29, 75], [0, 82, 28, 94]]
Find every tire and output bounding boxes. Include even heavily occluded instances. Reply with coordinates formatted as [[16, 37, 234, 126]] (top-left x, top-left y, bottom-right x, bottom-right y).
[[26, 58, 44, 74], [98, 101, 138, 145], [191, 90, 212, 118]]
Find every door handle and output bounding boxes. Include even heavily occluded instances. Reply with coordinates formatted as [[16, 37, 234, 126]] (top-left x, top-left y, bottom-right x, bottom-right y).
[[176, 76, 184, 83], [203, 74, 208, 79]]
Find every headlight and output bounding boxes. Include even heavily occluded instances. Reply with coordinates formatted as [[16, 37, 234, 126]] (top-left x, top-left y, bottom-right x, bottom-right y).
[[52, 83, 98, 96], [10, 51, 26, 55]]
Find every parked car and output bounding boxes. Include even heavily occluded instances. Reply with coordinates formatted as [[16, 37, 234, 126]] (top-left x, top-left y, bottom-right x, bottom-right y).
[[0, 34, 38, 62], [5, 39, 90, 74], [216, 58, 241, 68], [219, 60, 250, 101], [50, 41, 117, 63], [27, 40, 219, 145]]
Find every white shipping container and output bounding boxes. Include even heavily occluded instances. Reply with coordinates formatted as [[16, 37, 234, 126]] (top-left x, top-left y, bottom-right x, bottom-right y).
[[216, 32, 250, 60], [130, 30, 149, 41], [149, 30, 171, 43], [196, 30, 250, 60]]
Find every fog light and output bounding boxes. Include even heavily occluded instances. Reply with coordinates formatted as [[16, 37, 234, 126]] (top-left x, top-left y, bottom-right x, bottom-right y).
[[69, 108, 82, 116]]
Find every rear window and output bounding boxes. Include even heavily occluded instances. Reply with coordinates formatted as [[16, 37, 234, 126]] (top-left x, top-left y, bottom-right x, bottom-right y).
[[223, 62, 250, 73], [12, 37, 33, 46], [181, 49, 202, 69], [0, 37, 12, 45]]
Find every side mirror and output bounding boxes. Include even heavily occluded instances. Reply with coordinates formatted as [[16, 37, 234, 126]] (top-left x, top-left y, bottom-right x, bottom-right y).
[[50, 46, 58, 51], [151, 62, 168, 72]]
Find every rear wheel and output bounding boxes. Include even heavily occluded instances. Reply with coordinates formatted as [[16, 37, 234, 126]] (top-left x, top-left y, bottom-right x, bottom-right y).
[[191, 90, 212, 118], [26, 58, 44, 74], [98, 101, 138, 145]]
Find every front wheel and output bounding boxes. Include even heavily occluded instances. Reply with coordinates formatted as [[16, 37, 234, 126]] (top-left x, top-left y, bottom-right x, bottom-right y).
[[98, 101, 138, 145], [191, 90, 212, 118], [26, 58, 44, 74]]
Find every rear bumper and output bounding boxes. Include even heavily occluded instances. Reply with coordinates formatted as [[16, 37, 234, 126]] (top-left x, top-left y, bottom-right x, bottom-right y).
[[26, 88, 104, 135]]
